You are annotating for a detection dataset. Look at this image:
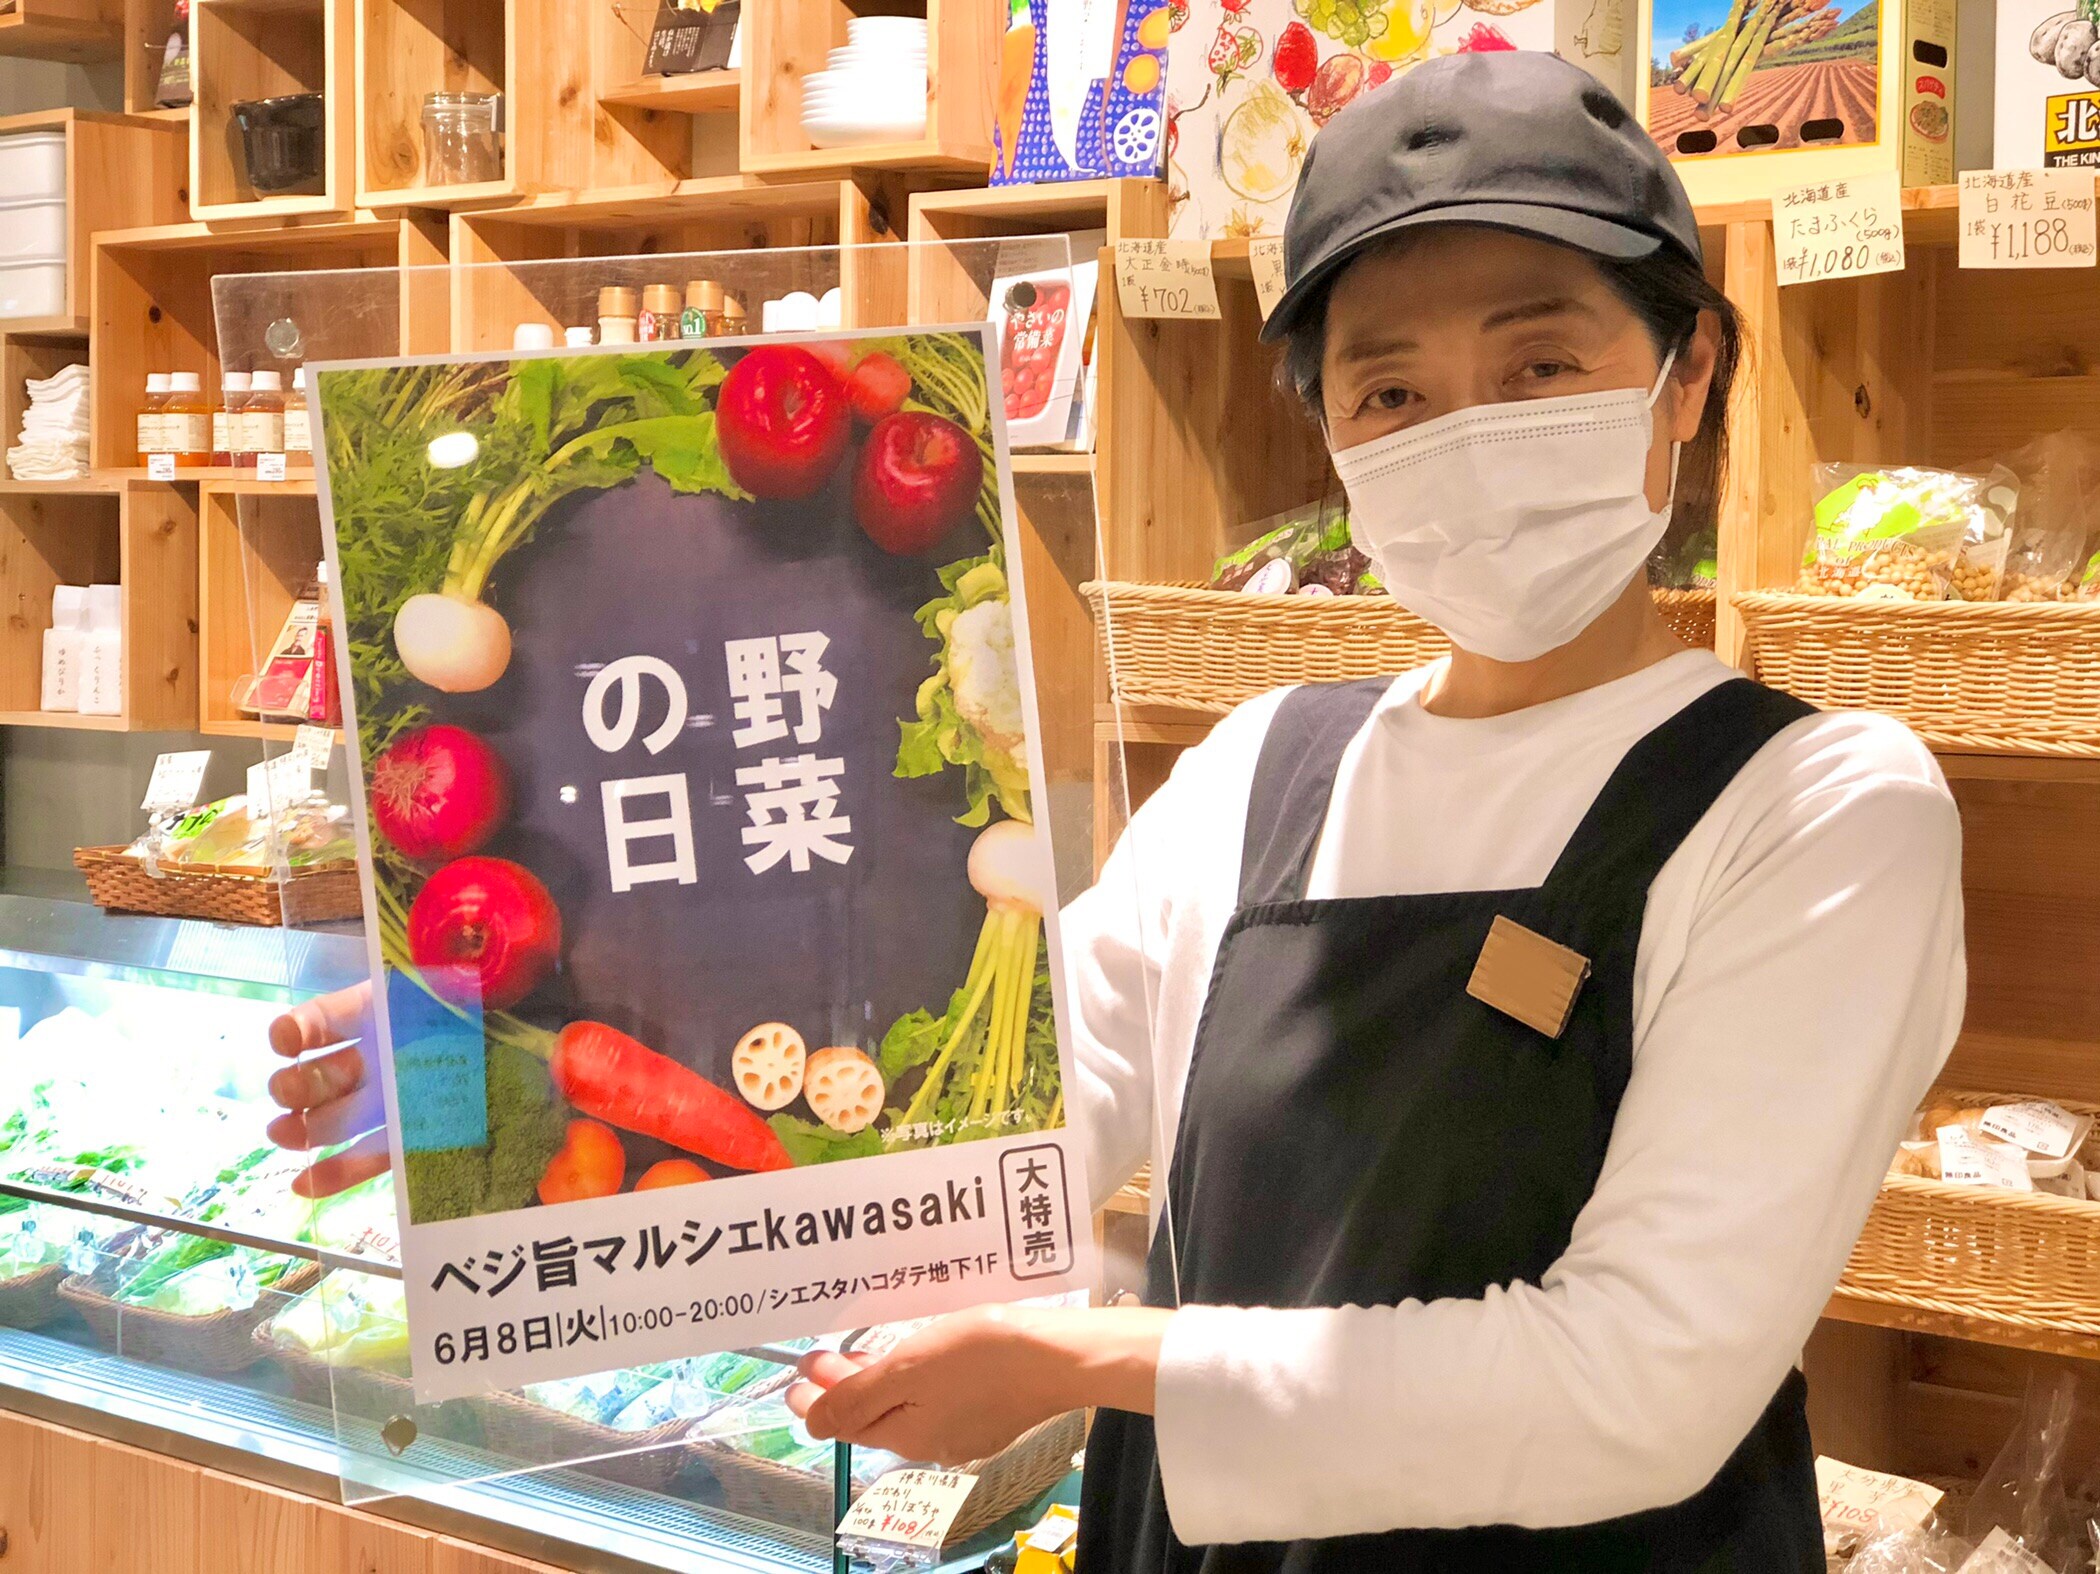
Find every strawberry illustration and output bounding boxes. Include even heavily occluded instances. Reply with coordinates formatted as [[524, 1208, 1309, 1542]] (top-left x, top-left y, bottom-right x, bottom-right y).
[[1168, 0, 1187, 27], [1273, 20, 1317, 93], [1366, 59, 1392, 87], [1220, 0, 1252, 12]]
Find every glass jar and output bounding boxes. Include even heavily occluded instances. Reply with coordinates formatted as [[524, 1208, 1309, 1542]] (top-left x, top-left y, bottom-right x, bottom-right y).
[[420, 91, 503, 186]]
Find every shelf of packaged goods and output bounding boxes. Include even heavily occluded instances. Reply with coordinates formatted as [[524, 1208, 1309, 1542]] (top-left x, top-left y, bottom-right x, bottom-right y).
[[0, 866, 365, 993], [598, 68, 740, 116]]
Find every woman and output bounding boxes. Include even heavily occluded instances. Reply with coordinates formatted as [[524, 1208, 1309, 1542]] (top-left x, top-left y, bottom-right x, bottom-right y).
[[267, 52, 1964, 1570]]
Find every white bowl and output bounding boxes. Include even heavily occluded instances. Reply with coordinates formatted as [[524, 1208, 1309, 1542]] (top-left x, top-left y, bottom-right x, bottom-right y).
[[845, 15, 927, 43], [802, 106, 928, 147], [827, 47, 926, 70]]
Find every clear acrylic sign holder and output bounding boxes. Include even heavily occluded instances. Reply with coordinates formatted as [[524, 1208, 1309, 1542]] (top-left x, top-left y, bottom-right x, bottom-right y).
[[214, 234, 1135, 1571]]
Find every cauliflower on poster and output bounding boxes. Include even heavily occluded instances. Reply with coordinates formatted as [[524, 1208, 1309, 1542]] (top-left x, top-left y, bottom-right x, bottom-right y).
[[896, 554, 1032, 826]]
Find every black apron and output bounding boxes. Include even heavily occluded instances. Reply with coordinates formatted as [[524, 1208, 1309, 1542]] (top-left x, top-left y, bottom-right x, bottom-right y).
[[1078, 675, 1825, 1574]]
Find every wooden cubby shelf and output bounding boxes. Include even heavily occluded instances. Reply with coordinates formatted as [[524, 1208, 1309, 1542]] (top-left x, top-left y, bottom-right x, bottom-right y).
[[197, 473, 334, 739], [739, 0, 992, 178], [0, 481, 196, 730], [91, 214, 445, 471], [190, 0, 354, 219], [0, 0, 122, 60], [0, 109, 187, 333], [598, 67, 739, 116]]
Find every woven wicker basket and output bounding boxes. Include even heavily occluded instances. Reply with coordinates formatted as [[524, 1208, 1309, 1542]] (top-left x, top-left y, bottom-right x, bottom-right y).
[[59, 1260, 323, 1374], [1086, 583, 1716, 716], [694, 1407, 1083, 1543], [0, 1264, 67, 1330], [1838, 1095, 2100, 1337], [476, 1387, 700, 1493], [72, 846, 362, 927], [252, 1316, 500, 1450], [1736, 593, 2100, 756]]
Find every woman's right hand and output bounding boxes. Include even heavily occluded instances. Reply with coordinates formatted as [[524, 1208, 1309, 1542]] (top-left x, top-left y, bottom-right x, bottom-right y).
[[266, 980, 392, 1198]]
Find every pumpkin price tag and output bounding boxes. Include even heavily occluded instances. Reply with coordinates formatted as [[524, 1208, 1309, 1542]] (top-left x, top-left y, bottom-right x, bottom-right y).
[[1958, 169, 2097, 269], [1249, 236, 1289, 320], [1774, 172, 1905, 285], [836, 1468, 978, 1551], [1114, 239, 1221, 321], [140, 749, 212, 814]]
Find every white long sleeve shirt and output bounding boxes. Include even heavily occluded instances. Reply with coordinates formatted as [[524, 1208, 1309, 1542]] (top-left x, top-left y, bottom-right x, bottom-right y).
[[1062, 650, 1965, 1545]]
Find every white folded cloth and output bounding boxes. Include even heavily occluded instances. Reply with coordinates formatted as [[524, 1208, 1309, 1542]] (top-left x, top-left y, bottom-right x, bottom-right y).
[[11, 363, 91, 479]]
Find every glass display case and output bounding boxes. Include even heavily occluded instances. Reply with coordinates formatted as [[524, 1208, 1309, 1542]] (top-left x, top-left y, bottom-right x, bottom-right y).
[[0, 869, 1078, 1571]]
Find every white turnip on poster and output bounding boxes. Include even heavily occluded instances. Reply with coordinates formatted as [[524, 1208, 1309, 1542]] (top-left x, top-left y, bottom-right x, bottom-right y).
[[310, 327, 1094, 1400]]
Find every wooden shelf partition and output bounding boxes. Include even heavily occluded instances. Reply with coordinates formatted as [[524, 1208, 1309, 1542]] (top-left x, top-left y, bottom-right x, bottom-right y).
[[0, 108, 188, 329], [90, 214, 446, 471], [197, 473, 326, 738], [0, 0, 121, 60], [446, 173, 913, 349], [0, 481, 196, 730], [190, 0, 354, 219], [739, 0, 993, 178]]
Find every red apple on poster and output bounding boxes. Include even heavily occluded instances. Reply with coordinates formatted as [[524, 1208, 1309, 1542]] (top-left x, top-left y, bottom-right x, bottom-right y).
[[852, 412, 985, 556], [716, 346, 851, 499], [408, 855, 562, 1010]]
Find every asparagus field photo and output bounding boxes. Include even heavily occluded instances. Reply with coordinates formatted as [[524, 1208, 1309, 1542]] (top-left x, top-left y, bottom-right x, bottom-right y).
[[1648, 0, 1877, 151]]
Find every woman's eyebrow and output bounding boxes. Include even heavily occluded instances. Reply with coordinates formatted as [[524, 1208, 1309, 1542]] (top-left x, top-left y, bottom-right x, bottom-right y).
[[1479, 295, 1595, 330]]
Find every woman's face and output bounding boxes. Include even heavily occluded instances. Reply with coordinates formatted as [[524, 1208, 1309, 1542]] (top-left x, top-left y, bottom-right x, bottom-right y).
[[1319, 226, 1720, 512]]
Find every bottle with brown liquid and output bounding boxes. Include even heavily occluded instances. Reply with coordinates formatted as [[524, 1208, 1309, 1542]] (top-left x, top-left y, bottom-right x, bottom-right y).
[[212, 371, 249, 467], [163, 373, 209, 468]]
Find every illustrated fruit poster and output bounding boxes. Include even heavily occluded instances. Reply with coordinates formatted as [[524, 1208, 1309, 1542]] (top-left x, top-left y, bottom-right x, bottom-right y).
[[1164, 0, 1635, 238], [311, 327, 1094, 1400]]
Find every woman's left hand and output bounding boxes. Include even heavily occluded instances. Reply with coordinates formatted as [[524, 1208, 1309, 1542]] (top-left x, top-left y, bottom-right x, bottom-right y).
[[788, 1304, 1169, 1466]]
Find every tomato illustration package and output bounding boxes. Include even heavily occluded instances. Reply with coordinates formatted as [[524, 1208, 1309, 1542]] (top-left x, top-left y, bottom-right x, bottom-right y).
[[1163, 0, 1636, 238], [311, 328, 1096, 1399], [990, 257, 1099, 449]]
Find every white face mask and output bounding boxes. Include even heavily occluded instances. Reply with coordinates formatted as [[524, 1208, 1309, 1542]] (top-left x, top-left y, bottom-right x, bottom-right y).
[[1331, 353, 1679, 664]]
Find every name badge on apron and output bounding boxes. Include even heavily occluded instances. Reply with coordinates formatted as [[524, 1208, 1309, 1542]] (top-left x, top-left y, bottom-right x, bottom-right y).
[[1466, 915, 1591, 1038]]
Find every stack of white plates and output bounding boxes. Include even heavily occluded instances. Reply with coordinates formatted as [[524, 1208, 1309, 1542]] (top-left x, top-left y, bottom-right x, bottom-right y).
[[801, 15, 928, 148]]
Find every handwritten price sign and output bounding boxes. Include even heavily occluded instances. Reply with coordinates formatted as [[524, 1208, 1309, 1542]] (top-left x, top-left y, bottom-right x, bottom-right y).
[[1959, 169, 2097, 270], [1114, 239, 1222, 321], [1775, 173, 1905, 285], [836, 1468, 979, 1551], [1249, 236, 1288, 321]]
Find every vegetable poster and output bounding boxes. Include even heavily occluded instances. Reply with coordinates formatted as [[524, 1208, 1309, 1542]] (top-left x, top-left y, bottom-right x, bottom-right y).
[[311, 328, 1094, 1400]]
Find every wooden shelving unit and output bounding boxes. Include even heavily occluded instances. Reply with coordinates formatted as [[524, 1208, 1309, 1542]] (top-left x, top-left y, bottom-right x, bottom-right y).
[[739, 0, 992, 178], [0, 481, 196, 729], [598, 67, 739, 116], [190, 0, 354, 219], [196, 472, 329, 738], [0, 0, 122, 60]]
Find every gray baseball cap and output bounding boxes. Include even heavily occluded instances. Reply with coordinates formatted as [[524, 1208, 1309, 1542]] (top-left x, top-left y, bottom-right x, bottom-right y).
[[1259, 51, 1702, 343]]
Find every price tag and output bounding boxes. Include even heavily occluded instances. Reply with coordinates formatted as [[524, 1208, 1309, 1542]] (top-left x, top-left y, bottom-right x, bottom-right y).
[[1114, 239, 1221, 321], [145, 453, 176, 481], [291, 723, 334, 773], [1981, 1099, 2088, 1160], [836, 1468, 978, 1551], [1958, 1528, 2059, 1574], [140, 749, 212, 814], [1959, 169, 2097, 269], [1774, 172, 1905, 286], [1249, 236, 1289, 321], [246, 753, 313, 814], [1936, 1126, 2034, 1191], [256, 451, 288, 482], [1816, 1458, 1944, 1547]]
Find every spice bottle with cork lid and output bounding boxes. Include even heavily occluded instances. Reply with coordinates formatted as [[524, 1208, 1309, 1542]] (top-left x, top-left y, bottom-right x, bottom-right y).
[[639, 284, 681, 343], [597, 287, 639, 346], [682, 280, 723, 339]]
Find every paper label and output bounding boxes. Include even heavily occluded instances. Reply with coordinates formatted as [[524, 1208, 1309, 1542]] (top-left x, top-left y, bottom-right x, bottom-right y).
[[1816, 1458, 1945, 1547], [291, 723, 334, 773], [145, 452, 177, 481], [1980, 1100, 2085, 1160], [1775, 173, 1906, 286], [246, 754, 313, 815], [1937, 1127, 2034, 1191], [1959, 169, 2098, 269], [256, 451, 288, 483], [140, 749, 212, 814], [1249, 236, 1288, 321], [1114, 239, 1221, 321], [1957, 1527, 2060, 1574], [1025, 1509, 1080, 1552], [837, 1468, 979, 1550]]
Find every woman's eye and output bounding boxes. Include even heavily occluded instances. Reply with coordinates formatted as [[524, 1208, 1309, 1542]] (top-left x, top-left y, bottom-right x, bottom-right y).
[[1521, 360, 1572, 381], [1364, 386, 1413, 413]]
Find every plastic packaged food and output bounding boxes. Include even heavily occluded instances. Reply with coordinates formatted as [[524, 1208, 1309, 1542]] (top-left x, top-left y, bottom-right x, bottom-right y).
[[1800, 465, 1992, 601], [1986, 432, 2100, 601], [126, 793, 354, 872], [1210, 497, 1376, 596]]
